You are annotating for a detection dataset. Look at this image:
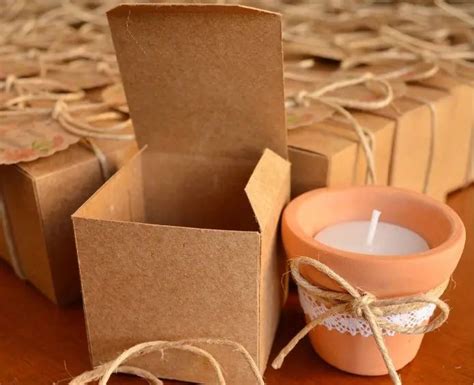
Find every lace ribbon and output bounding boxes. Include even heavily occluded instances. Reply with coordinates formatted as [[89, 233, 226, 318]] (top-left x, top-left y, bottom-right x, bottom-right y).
[[298, 285, 436, 337], [272, 256, 450, 385]]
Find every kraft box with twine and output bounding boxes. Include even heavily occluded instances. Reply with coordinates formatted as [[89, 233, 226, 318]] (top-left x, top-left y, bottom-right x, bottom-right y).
[[284, 71, 397, 197], [283, 60, 473, 201], [0, 136, 137, 305], [72, 4, 290, 384], [276, 0, 474, 200], [0, 0, 138, 305]]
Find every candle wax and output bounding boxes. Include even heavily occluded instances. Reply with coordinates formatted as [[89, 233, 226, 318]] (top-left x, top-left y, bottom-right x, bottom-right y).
[[314, 220, 429, 256]]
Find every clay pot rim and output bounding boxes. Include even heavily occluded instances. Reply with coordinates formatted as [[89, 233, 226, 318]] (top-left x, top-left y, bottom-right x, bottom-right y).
[[284, 185, 465, 262]]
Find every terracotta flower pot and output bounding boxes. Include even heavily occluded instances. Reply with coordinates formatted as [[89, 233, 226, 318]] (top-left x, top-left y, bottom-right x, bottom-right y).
[[282, 186, 465, 376]]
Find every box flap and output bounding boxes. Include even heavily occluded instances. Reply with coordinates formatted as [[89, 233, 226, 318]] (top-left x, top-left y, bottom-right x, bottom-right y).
[[108, 4, 287, 163], [245, 149, 290, 231]]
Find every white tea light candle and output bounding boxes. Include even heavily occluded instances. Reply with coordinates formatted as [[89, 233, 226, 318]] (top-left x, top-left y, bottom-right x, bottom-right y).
[[282, 186, 465, 377], [314, 210, 429, 255]]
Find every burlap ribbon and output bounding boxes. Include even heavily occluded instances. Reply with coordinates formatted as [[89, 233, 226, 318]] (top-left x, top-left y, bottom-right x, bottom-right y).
[[68, 338, 264, 385], [272, 256, 450, 385]]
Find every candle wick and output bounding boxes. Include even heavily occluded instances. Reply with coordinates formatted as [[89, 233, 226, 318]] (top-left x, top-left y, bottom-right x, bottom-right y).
[[366, 209, 381, 247]]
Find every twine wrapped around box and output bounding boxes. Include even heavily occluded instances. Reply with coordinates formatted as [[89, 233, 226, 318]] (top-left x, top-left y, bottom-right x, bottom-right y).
[[285, 71, 394, 184], [0, 1, 137, 291], [284, 64, 443, 191]]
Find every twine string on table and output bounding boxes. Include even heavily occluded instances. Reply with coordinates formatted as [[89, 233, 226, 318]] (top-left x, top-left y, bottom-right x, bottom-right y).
[[71, 365, 164, 385], [272, 256, 450, 385], [69, 338, 265, 385]]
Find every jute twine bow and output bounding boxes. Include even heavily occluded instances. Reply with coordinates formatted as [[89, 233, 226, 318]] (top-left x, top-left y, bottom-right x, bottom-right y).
[[286, 72, 393, 184], [68, 338, 264, 385], [272, 256, 450, 385]]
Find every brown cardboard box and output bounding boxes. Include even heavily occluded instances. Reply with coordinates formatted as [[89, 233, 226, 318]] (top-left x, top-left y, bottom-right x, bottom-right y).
[[372, 83, 470, 201], [343, 63, 473, 199], [288, 127, 358, 196], [419, 72, 473, 193], [288, 112, 395, 197], [468, 125, 474, 185], [72, 5, 290, 384], [0, 138, 137, 304], [285, 78, 395, 196]]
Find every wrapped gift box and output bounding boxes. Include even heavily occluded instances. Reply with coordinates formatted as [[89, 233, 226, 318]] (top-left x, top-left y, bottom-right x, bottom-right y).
[[284, 70, 396, 197], [419, 71, 474, 191], [373, 83, 471, 201], [288, 111, 395, 197], [72, 5, 290, 384], [0, 138, 136, 304], [285, 60, 472, 201]]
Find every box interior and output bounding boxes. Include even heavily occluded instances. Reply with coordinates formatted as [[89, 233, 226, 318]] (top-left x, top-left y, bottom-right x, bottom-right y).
[[77, 148, 260, 231], [78, 4, 289, 232]]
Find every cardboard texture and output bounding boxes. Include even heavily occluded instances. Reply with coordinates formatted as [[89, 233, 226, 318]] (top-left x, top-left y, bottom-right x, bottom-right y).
[[72, 5, 290, 384], [347, 64, 473, 199], [373, 83, 471, 201], [285, 60, 472, 201], [285, 78, 395, 197], [288, 113, 395, 197], [418, 72, 474, 192], [0, 138, 137, 304]]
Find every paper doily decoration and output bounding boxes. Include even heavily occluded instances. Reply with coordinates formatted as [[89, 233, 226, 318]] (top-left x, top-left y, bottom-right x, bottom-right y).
[[0, 115, 79, 164]]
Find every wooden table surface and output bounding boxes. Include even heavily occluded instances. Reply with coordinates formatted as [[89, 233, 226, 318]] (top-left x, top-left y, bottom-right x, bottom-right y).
[[1, 186, 473, 385]]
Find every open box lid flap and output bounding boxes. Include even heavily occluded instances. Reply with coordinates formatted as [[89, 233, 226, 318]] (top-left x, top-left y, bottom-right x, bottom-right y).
[[245, 149, 290, 231], [107, 4, 287, 164]]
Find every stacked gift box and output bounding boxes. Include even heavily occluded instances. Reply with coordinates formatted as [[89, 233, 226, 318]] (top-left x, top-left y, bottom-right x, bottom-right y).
[[0, 1, 472, 384], [0, 0, 137, 304], [277, 0, 474, 200]]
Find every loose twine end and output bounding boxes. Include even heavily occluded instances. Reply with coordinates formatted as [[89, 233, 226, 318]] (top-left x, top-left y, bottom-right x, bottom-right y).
[[69, 338, 265, 385]]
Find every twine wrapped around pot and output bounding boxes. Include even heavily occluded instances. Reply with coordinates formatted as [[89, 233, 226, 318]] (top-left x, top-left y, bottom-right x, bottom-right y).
[[68, 338, 265, 385], [272, 256, 450, 385]]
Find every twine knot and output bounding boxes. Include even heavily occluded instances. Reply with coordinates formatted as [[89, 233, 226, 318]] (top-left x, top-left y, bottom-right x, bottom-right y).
[[295, 90, 310, 107], [52, 99, 67, 120], [272, 256, 450, 385], [351, 293, 377, 317], [5, 75, 18, 93]]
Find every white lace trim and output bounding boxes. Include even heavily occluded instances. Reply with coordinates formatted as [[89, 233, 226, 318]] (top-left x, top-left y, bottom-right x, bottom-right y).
[[298, 286, 436, 337]]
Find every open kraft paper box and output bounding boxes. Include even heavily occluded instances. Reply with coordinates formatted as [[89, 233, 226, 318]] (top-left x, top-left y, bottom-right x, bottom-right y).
[[72, 4, 290, 384]]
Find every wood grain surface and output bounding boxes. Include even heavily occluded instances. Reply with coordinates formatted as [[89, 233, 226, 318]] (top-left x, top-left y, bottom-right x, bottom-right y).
[[0, 186, 472, 385]]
